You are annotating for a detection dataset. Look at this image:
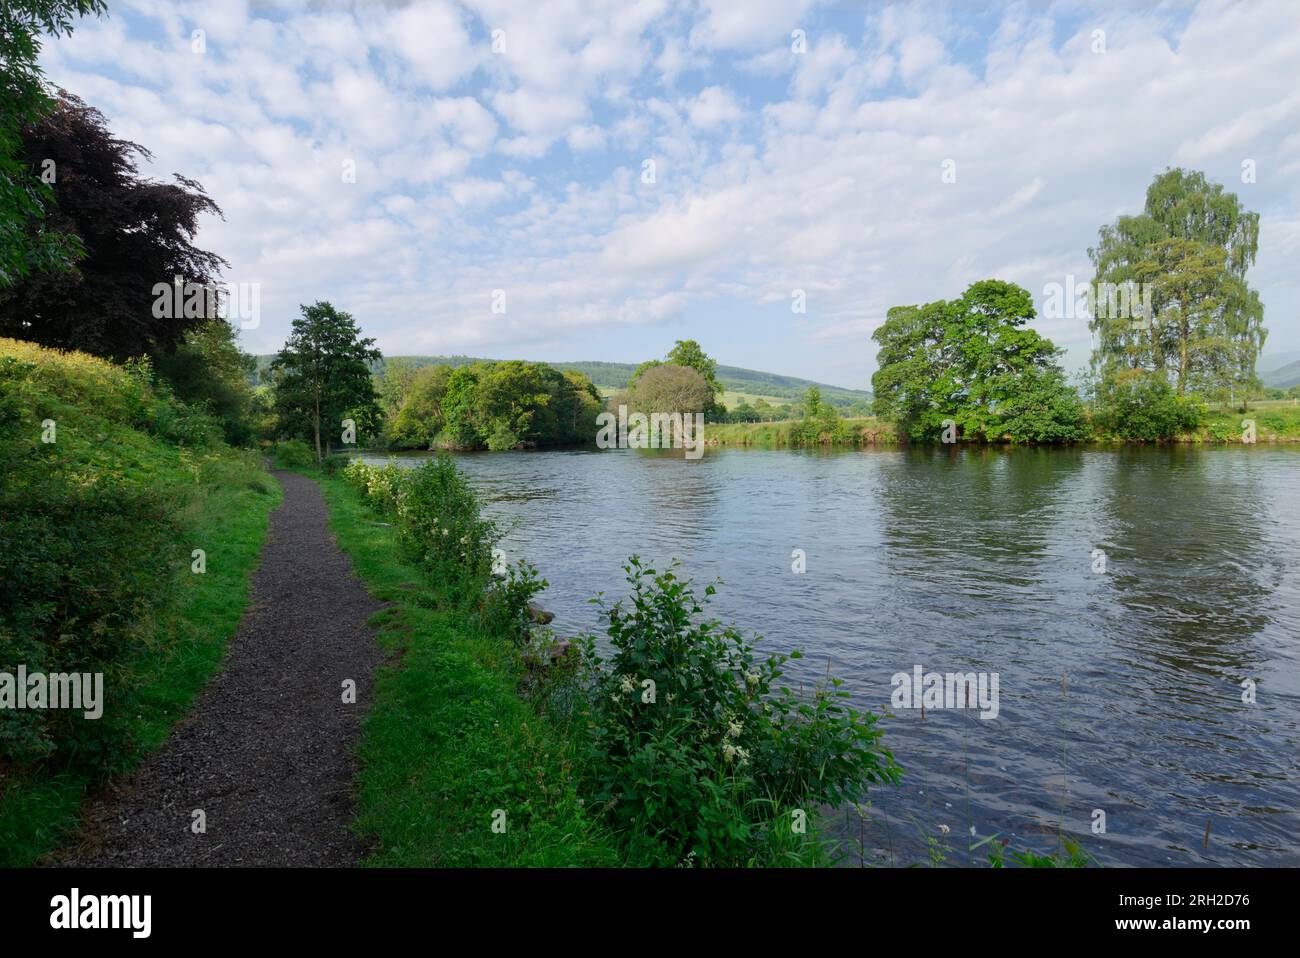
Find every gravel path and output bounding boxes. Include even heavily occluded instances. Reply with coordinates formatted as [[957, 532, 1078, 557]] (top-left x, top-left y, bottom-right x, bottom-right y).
[[59, 470, 386, 867]]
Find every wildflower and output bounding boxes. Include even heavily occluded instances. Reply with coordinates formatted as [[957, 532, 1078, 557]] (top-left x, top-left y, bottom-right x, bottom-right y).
[[460, 535, 468, 545], [722, 742, 738, 762], [736, 747, 750, 766], [442, 528, 449, 537], [938, 824, 950, 835], [618, 674, 636, 695], [727, 719, 743, 739], [745, 671, 760, 688]]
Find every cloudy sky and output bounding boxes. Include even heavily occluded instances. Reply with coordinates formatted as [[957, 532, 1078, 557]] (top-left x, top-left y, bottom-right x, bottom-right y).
[[41, 0, 1300, 389]]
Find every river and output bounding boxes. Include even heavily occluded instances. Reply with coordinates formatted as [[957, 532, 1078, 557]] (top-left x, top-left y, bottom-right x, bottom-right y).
[[362, 444, 1300, 867]]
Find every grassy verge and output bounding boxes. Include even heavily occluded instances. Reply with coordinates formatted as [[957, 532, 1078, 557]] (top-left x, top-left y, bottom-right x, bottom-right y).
[[707, 406, 1300, 447], [0, 338, 280, 866], [1194, 403, 1300, 442], [311, 471, 631, 866], [0, 472, 279, 866], [706, 416, 897, 446]]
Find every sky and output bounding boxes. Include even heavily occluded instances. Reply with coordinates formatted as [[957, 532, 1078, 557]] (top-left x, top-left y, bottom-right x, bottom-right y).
[[40, 0, 1300, 390]]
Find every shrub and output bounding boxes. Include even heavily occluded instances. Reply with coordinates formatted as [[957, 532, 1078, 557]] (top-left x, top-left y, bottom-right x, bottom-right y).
[[343, 455, 498, 592], [486, 420, 520, 451], [1096, 372, 1204, 441], [482, 559, 547, 644], [577, 558, 900, 866], [0, 475, 182, 767], [394, 455, 496, 587], [320, 452, 350, 476], [273, 438, 316, 468]]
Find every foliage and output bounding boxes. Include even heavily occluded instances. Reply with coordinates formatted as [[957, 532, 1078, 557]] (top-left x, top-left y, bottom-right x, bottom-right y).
[[0, 91, 228, 357], [1094, 369, 1205, 441], [624, 363, 714, 419], [374, 356, 420, 418], [388, 359, 600, 451], [154, 319, 257, 445], [271, 301, 381, 461], [791, 385, 845, 444], [872, 280, 1087, 443], [0, 336, 276, 806], [313, 473, 627, 866], [342, 455, 497, 597], [986, 835, 1092, 868], [1089, 168, 1265, 402], [577, 558, 900, 866], [386, 363, 451, 448], [482, 560, 548, 645], [630, 339, 724, 417], [272, 438, 317, 469], [0, 1, 104, 287]]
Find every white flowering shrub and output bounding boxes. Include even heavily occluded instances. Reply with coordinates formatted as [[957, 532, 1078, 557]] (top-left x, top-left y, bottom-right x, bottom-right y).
[[578, 558, 901, 866], [392, 454, 496, 587], [343, 455, 496, 591]]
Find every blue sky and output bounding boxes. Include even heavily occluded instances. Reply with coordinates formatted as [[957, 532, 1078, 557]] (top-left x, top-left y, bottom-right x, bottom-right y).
[[41, 0, 1300, 389]]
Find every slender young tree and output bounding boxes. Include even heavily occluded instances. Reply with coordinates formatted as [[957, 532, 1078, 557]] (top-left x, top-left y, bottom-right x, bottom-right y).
[[272, 301, 381, 462]]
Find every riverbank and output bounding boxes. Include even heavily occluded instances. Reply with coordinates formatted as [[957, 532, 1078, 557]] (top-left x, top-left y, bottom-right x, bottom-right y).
[[303, 464, 632, 865], [702, 404, 1300, 447], [0, 338, 279, 866], [317, 455, 913, 866]]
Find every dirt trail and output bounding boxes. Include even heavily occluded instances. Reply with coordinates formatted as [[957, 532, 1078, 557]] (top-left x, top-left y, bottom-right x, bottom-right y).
[[59, 470, 385, 867]]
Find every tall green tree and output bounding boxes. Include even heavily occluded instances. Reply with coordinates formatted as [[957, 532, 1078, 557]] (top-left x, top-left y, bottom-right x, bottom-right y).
[[433, 360, 600, 451], [872, 280, 1085, 442], [870, 300, 948, 436], [272, 301, 381, 461], [1089, 168, 1265, 403], [388, 363, 452, 448], [0, 0, 104, 286], [375, 357, 421, 417]]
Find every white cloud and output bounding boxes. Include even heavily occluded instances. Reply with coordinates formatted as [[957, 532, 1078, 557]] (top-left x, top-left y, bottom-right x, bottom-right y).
[[685, 86, 743, 128], [34, 0, 1300, 376]]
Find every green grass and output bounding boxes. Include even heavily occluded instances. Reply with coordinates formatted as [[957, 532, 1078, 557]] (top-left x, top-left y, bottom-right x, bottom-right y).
[[706, 416, 898, 446], [311, 472, 638, 866], [1194, 402, 1300, 442]]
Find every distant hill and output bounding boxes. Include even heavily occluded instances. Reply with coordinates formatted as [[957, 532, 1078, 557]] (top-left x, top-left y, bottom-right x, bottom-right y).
[[252, 354, 872, 409], [1262, 359, 1300, 390]]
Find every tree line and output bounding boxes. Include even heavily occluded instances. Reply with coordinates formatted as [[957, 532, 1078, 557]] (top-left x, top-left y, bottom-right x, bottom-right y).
[[871, 168, 1269, 443]]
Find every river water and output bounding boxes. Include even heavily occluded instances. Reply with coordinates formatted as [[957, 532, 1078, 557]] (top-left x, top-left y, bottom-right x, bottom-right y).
[[363, 445, 1300, 867]]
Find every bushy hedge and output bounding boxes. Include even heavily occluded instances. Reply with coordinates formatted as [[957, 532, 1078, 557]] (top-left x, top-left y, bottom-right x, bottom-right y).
[[343, 456, 503, 597], [1096, 372, 1204, 441], [0, 474, 181, 764], [0, 338, 245, 771]]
